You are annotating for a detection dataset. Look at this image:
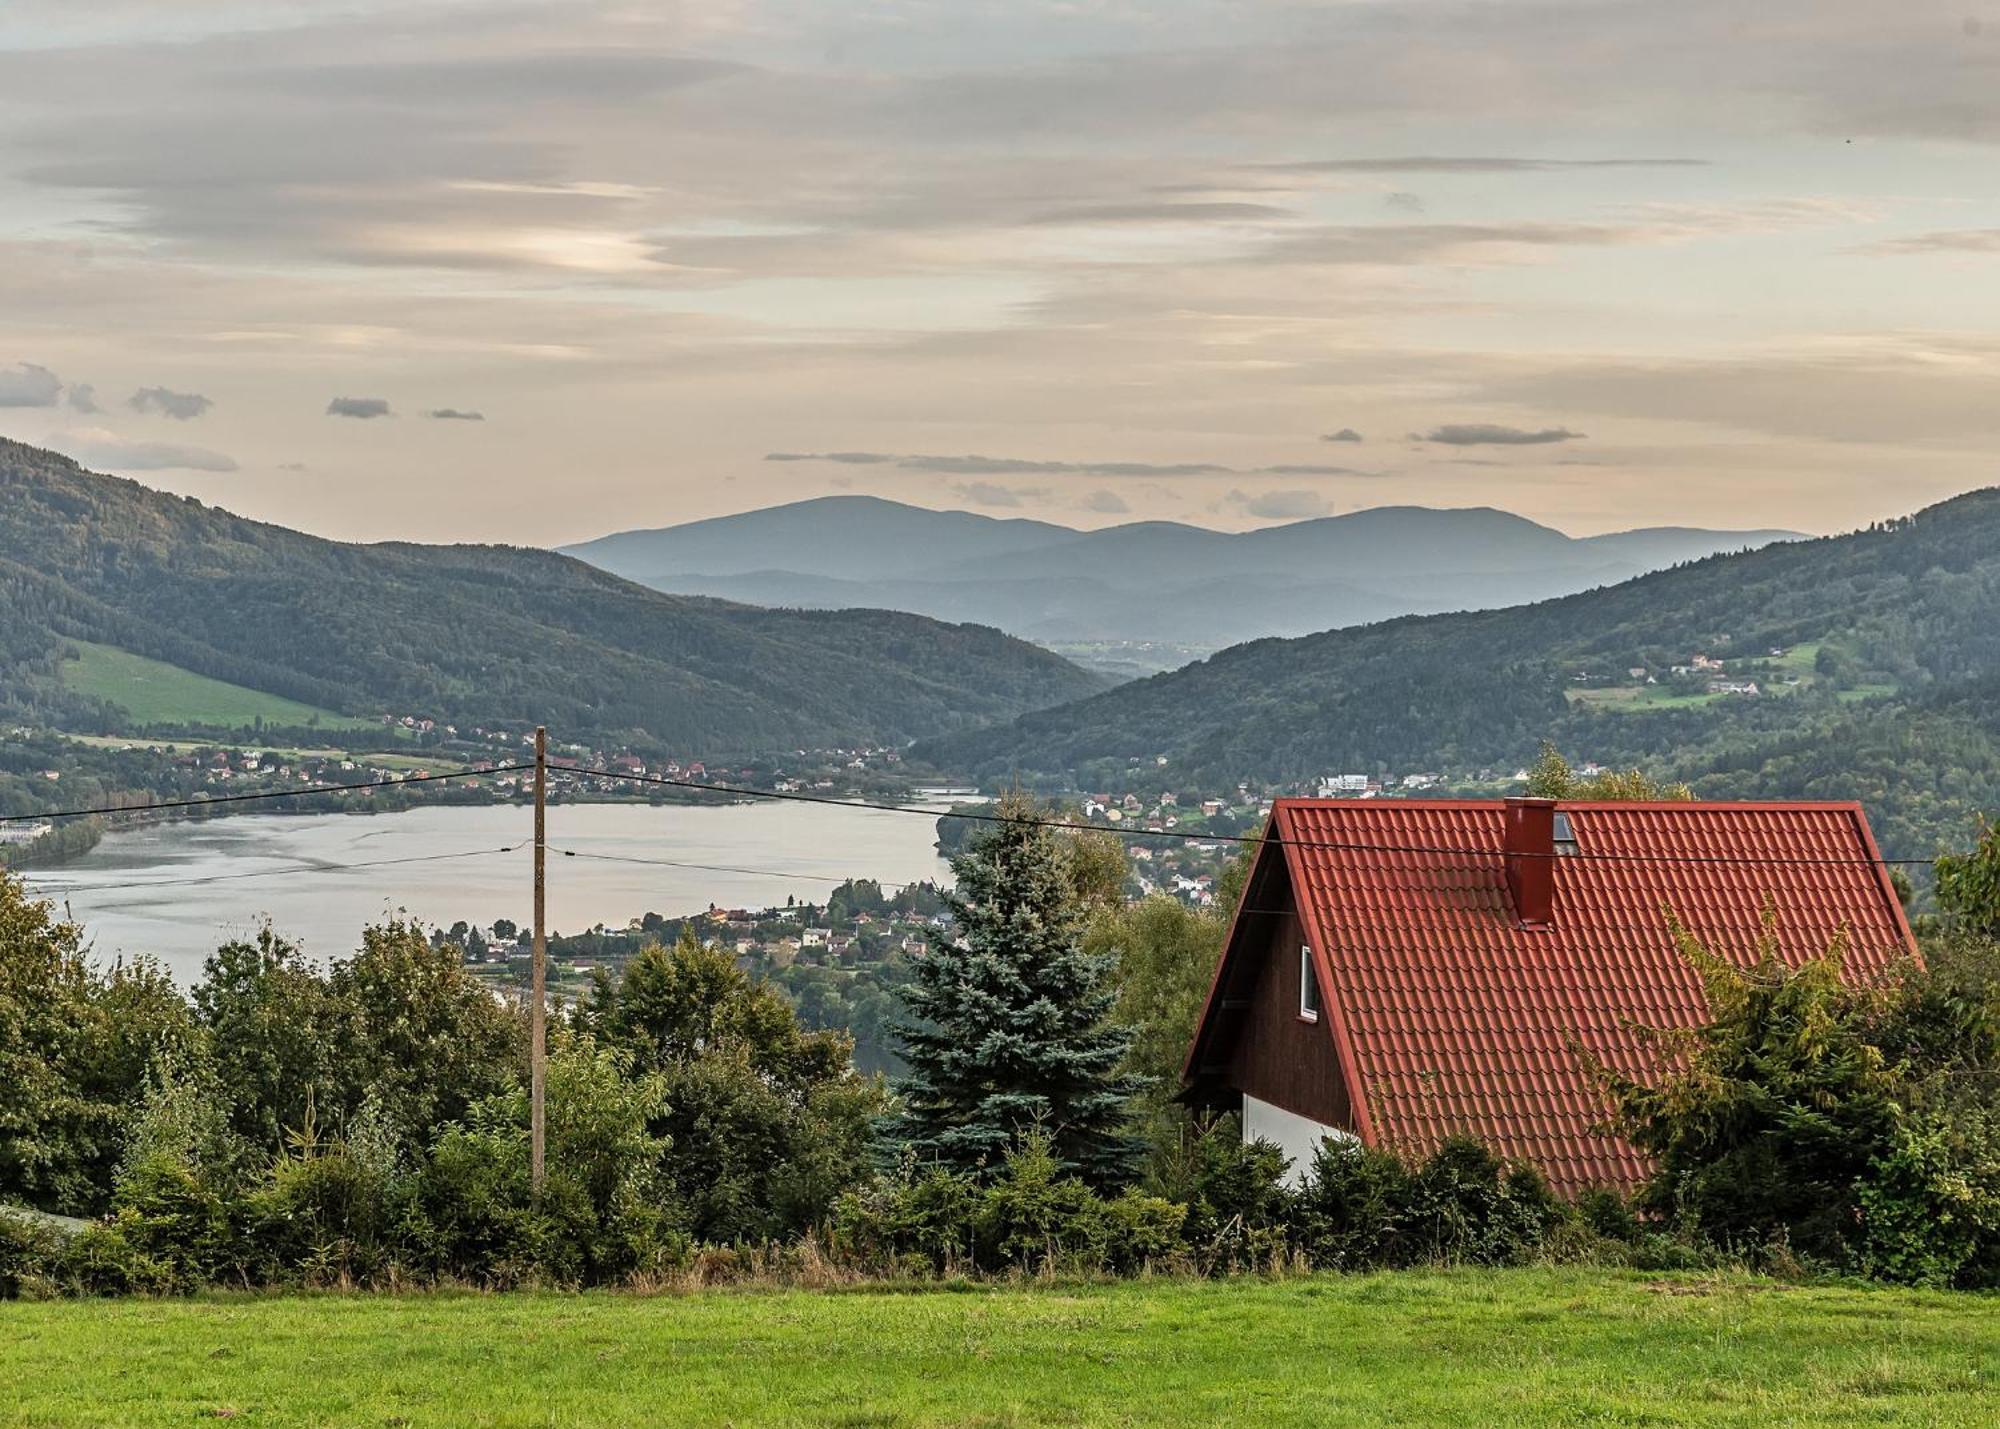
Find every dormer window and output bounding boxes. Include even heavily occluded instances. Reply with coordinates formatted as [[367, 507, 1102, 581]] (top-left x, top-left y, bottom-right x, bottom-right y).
[[1299, 944, 1321, 1022]]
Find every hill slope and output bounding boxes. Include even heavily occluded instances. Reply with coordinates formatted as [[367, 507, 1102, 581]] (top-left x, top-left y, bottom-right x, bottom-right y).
[[0, 440, 1103, 753], [916, 488, 2000, 857], [562, 498, 1799, 648]]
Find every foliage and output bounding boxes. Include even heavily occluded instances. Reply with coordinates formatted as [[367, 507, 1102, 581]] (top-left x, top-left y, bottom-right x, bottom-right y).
[[329, 920, 520, 1141], [576, 929, 883, 1243], [831, 1133, 1185, 1275], [1935, 816, 2000, 941], [1523, 740, 1692, 800], [1596, 908, 1903, 1264], [1598, 905, 2000, 1286], [1151, 1115, 1294, 1271], [0, 436, 1101, 755], [1089, 895, 1227, 1101], [0, 871, 191, 1216], [891, 792, 1146, 1187], [193, 928, 345, 1151]]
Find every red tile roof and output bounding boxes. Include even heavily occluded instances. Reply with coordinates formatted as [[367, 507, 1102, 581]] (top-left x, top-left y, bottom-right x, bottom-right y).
[[1187, 799, 1918, 1196]]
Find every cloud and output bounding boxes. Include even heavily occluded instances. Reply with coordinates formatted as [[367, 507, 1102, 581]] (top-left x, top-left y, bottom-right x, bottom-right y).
[[1259, 156, 1708, 174], [951, 481, 1048, 507], [1415, 423, 1585, 446], [1023, 202, 1291, 225], [763, 450, 1368, 478], [765, 451, 896, 465], [1228, 488, 1332, 519], [1081, 489, 1130, 513], [427, 407, 485, 421], [1384, 191, 1425, 214], [1860, 229, 2000, 256], [326, 396, 392, 419], [1322, 428, 1364, 443], [57, 426, 237, 472], [0, 362, 62, 407], [129, 385, 213, 420]]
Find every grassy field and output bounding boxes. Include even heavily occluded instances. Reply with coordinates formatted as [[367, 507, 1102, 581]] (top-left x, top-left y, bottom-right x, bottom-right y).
[[2, 1269, 1995, 1426], [58, 641, 373, 731]]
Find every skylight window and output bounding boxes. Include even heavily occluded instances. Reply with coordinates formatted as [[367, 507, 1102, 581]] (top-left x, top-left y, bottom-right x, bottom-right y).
[[1553, 811, 1579, 855]]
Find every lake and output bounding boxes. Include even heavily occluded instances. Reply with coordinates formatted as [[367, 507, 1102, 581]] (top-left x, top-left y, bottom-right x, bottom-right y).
[[20, 800, 953, 986]]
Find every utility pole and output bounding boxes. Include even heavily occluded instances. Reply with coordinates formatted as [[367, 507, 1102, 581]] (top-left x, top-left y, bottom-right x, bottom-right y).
[[530, 725, 547, 1196]]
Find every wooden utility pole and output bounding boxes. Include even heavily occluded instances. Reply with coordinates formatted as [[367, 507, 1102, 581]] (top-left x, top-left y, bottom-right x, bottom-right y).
[[530, 725, 547, 1196]]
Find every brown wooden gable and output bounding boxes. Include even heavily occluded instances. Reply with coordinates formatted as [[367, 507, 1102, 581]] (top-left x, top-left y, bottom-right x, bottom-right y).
[[1182, 830, 1355, 1131]]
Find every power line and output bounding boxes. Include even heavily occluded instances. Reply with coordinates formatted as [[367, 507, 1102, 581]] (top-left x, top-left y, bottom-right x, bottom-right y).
[[24, 842, 527, 896], [547, 844, 943, 896], [2, 748, 1938, 869], [0, 762, 534, 824], [579, 767, 1940, 869]]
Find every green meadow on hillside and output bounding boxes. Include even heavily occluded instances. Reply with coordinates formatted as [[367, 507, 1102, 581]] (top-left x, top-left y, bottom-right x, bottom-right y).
[[57, 640, 374, 731], [2, 1269, 1994, 1427]]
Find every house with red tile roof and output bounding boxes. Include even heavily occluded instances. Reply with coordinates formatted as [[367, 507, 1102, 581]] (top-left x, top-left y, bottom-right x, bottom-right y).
[[1181, 796, 1918, 1196]]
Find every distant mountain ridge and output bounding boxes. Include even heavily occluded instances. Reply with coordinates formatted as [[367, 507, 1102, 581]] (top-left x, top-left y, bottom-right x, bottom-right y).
[[913, 486, 2000, 861], [562, 497, 1801, 654], [0, 441, 1103, 754]]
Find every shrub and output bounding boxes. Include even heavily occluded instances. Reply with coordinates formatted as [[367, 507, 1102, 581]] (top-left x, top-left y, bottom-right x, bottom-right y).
[[1294, 1138, 1413, 1269], [830, 1158, 982, 1274], [831, 1135, 1185, 1276], [1402, 1138, 1567, 1267], [1858, 1095, 2000, 1289], [974, 1133, 1119, 1270], [0, 1209, 65, 1298], [1160, 1116, 1294, 1272], [247, 1100, 402, 1286], [57, 1219, 175, 1297]]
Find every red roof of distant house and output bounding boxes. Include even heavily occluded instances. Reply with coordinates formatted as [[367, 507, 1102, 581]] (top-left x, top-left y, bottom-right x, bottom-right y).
[[1184, 799, 1917, 1195]]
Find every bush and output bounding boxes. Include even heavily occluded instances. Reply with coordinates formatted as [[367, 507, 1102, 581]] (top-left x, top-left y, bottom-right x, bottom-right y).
[[1160, 1116, 1294, 1272], [0, 1209, 66, 1298], [832, 1135, 1185, 1276], [1402, 1138, 1567, 1267], [57, 1219, 175, 1296], [830, 1158, 982, 1274], [1294, 1139, 1414, 1269], [247, 1101, 402, 1287], [1858, 1094, 2000, 1289]]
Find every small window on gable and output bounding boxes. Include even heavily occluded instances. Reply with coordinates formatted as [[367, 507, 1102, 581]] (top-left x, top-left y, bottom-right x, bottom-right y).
[[1298, 944, 1320, 1022]]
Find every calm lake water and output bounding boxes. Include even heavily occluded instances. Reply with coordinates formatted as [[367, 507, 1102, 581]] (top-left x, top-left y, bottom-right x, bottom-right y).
[[20, 801, 952, 987]]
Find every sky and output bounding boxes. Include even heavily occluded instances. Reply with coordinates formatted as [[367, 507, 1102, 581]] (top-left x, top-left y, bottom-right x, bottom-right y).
[[1, 0, 1998, 546]]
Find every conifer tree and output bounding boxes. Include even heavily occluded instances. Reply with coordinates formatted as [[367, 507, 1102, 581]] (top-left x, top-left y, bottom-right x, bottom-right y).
[[890, 795, 1145, 1187]]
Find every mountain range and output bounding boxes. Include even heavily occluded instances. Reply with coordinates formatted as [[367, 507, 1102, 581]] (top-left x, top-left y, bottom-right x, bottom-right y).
[[0, 439, 1101, 754], [912, 488, 2000, 861], [561, 497, 1801, 661]]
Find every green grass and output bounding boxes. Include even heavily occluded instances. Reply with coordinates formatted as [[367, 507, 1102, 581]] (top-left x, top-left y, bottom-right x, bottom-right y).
[[58, 641, 373, 732], [2, 1269, 1995, 1426], [1568, 684, 1727, 711]]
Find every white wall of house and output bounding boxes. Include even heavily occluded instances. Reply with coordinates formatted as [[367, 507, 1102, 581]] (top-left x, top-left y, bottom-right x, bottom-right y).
[[1241, 1093, 1354, 1187]]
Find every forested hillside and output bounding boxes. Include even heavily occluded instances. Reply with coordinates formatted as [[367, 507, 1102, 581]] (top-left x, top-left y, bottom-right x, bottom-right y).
[[0, 440, 1102, 753], [918, 487, 2000, 858]]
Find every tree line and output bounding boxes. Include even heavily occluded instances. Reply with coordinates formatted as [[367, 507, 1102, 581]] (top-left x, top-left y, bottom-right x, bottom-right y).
[[5, 780, 2000, 1295]]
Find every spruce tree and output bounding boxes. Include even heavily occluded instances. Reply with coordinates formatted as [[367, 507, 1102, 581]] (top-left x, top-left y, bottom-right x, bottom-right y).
[[890, 796, 1145, 1187]]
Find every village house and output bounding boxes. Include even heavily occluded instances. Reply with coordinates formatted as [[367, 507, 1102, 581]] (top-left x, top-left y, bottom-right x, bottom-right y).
[[1182, 796, 1916, 1194]]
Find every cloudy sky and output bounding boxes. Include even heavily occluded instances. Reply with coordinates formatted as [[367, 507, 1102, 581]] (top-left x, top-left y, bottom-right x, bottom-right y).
[[2, 1, 1997, 545]]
